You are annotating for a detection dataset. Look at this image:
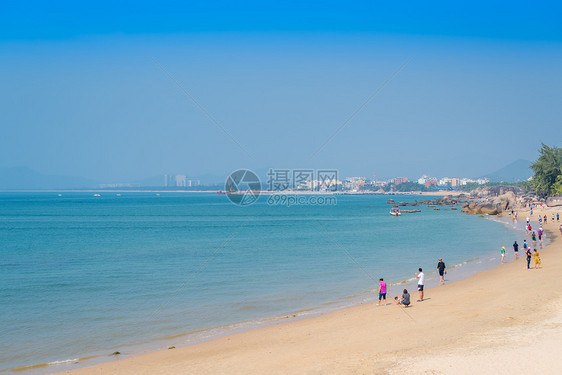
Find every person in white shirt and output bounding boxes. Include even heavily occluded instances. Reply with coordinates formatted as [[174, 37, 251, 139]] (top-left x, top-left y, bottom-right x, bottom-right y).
[[415, 268, 425, 301]]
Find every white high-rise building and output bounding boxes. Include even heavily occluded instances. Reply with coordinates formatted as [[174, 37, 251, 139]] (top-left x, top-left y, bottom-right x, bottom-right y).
[[417, 175, 429, 185], [175, 175, 187, 187]]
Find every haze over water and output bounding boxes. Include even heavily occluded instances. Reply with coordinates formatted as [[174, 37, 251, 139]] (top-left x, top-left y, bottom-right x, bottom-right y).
[[0, 192, 520, 372]]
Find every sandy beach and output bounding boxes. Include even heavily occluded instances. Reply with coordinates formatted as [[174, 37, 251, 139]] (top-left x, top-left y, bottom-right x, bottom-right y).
[[61, 206, 562, 375]]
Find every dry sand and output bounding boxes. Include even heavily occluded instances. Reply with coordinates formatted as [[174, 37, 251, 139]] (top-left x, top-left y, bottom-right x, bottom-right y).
[[62, 206, 562, 375]]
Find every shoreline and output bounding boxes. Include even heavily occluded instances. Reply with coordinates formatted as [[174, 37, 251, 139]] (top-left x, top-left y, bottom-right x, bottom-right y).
[[15, 213, 512, 374], [50, 206, 562, 374], [2, 192, 479, 374]]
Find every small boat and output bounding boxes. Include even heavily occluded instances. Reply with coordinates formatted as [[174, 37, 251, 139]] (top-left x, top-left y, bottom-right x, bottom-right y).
[[93, 193, 101, 197], [390, 207, 401, 216]]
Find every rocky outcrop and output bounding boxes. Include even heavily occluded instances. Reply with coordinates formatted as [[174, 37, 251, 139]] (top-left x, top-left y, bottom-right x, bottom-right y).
[[401, 209, 421, 213], [478, 203, 499, 215], [386, 199, 395, 204], [471, 185, 525, 198], [546, 195, 562, 207], [491, 191, 517, 211], [461, 191, 516, 215], [391, 201, 419, 207]]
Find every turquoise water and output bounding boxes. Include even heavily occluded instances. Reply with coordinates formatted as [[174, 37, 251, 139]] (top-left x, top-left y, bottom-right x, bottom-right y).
[[0, 193, 520, 372]]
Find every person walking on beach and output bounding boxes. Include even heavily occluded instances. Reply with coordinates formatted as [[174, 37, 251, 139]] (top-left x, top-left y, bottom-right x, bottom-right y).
[[437, 258, 446, 285], [526, 247, 532, 269], [500, 246, 506, 264], [415, 268, 425, 301], [538, 227, 543, 244], [377, 278, 387, 306], [534, 249, 541, 269], [557, 213, 559, 222], [531, 231, 537, 244], [513, 241, 519, 259]]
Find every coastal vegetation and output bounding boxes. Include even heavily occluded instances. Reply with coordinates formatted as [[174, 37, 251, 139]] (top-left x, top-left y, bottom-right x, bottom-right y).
[[458, 144, 561, 198], [457, 181, 526, 193], [381, 181, 430, 193], [528, 144, 562, 197]]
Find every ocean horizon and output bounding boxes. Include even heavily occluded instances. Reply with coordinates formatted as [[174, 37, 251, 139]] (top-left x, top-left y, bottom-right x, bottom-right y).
[[0, 192, 529, 373]]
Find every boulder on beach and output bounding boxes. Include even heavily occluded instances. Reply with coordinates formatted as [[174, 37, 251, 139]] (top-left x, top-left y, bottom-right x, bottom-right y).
[[491, 191, 517, 212], [546, 195, 562, 207], [461, 191, 516, 215], [478, 203, 499, 215], [471, 185, 525, 198]]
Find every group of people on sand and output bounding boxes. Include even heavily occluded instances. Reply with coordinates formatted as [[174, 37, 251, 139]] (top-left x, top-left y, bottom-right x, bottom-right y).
[[376, 278, 411, 307], [511, 240, 541, 269], [376, 208, 558, 308], [509, 208, 548, 269], [377, 259, 447, 308]]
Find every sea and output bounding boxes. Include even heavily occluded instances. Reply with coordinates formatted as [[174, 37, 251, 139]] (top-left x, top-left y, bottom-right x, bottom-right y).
[[0, 192, 534, 373]]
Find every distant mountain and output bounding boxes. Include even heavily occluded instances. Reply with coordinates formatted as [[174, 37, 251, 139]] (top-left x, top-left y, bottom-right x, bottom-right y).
[[0, 167, 97, 190], [482, 159, 533, 182]]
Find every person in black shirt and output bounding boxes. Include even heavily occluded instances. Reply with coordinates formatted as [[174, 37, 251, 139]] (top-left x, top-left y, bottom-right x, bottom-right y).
[[513, 241, 519, 260], [526, 247, 532, 270], [437, 258, 446, 285]]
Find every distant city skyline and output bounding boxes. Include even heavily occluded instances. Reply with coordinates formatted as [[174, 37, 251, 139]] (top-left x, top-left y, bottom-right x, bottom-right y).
[[1, 2, 561, 183], [0, 157, 531, 190]]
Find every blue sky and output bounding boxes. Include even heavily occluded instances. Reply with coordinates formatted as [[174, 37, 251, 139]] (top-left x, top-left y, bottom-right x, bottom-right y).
[[1, 1, 561, 182]]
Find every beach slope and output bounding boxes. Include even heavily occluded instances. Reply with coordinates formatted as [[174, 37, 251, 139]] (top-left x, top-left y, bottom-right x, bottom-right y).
[[62, 210, 562, 375]]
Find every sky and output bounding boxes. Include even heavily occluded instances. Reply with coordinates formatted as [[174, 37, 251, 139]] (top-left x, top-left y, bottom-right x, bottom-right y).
[[1, 1, 561, 183]]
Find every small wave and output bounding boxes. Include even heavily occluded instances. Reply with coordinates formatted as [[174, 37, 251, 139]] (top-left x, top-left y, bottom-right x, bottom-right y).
[[11, 356, 95, 372], [11, 363, 49, 372], [293, 307, 315, 314], [48, 358, 80, 365], [389, 276, 417, 286]]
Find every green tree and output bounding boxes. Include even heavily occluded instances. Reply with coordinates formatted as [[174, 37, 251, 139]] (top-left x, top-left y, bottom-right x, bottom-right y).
[[530, 144, 562, 196]]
